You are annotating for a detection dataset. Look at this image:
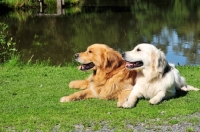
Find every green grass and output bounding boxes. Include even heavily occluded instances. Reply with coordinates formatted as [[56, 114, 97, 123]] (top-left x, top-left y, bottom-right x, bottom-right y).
[[0, 61, 200, 131]]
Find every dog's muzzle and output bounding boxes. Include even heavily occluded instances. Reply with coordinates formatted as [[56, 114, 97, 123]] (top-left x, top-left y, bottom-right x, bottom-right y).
[[75, 53, 79, 59]]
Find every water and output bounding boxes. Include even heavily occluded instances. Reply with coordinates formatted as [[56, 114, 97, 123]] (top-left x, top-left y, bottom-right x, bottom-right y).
[[0, 0, 200, 65]]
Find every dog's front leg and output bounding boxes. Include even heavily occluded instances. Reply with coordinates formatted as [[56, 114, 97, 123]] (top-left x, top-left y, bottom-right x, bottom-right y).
[[122, 85, 140, 108], [60, 89, 94, 102], [149, 91, 165, 105], [69, 74, 93, 89], [69, 80, 89, 89], [117, 89, 132, 107]]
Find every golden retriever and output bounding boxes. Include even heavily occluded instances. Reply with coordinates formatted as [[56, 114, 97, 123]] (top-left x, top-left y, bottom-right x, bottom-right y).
[[60, 44, 137, 107], [121, 43, 199, 108]]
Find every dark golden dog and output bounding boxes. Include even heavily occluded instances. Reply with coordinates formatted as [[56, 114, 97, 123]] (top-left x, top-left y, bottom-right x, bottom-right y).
[[60, 44, 137, 107]]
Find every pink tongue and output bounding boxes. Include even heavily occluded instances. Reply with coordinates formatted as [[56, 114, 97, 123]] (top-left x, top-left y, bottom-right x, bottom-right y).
[[126, 63, 133, 67]]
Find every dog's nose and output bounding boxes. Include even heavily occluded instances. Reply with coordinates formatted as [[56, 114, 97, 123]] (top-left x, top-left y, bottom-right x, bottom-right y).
[[74, 53, 79, 59], [121, 52, 125, 58]]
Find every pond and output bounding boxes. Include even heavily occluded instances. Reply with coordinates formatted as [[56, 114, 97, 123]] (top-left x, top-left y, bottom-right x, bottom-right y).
[[0, 0, 200, 65]]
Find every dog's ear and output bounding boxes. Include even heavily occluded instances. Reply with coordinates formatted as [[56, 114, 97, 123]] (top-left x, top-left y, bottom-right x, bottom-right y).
[[103, 48, 123, 72], [153, 49, 167, 74]]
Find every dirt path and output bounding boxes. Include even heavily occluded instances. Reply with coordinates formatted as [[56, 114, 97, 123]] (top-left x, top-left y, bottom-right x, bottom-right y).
[[74, 112, 200, 132]]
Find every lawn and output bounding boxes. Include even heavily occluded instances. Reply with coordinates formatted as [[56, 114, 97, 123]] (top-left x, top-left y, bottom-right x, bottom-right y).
[[0, 61, 200, 131]]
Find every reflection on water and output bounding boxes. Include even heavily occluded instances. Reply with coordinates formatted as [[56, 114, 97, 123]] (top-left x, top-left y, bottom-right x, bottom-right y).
[[152, 27, 200, 65], [0, 0, 200, 65]]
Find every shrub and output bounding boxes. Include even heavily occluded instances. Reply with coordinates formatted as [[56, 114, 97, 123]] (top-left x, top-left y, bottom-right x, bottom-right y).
[[0, 22, 17, 63]]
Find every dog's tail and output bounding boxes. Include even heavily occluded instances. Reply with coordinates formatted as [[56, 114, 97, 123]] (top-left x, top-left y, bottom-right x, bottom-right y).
[[174, 74, 199, 92], [180, 85, 199, 92]]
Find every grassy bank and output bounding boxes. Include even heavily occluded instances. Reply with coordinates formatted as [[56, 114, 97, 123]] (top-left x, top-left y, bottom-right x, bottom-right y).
[[1, 0, 80, 8], [0, 59, 200, 131]]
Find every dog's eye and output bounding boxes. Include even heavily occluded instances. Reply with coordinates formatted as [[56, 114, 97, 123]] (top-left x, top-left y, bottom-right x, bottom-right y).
[[137, 48, 141, 52], [88, 50, 92, 53]]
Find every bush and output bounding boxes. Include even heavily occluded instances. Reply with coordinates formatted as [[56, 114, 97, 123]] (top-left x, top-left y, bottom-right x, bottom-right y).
[[0, 22, 17, 63]]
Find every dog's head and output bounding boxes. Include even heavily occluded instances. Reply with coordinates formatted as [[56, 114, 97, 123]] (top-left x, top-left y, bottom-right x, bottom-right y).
[[75, 44, 124, 72], [122, 43, 167, 75]]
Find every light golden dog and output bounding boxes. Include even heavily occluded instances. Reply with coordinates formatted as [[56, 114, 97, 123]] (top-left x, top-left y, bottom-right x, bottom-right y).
[[121, 43, 199, 108], [60, 44, 137, 107]]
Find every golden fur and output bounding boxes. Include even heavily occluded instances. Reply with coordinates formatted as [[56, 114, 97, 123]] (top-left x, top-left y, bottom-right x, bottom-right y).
[[60, 44, 137, 107]]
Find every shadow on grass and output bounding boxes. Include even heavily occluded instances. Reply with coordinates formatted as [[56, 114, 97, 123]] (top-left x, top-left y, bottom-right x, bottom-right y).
[[131, 90, 189, 108], [175, 90, 188, 98]]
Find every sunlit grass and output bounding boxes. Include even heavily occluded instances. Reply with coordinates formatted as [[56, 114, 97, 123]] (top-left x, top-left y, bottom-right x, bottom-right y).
[[0, 59, 200, 131], [1, 0, 80, 8]]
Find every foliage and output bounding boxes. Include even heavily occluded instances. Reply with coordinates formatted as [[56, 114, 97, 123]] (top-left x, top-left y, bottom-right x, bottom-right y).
[[0, 62, 200, 131], [1, 0, 80, 8], [0, 23, 17, 63]]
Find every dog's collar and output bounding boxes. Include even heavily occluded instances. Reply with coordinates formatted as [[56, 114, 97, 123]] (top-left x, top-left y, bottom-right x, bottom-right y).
[[163, 63, 171, 76]]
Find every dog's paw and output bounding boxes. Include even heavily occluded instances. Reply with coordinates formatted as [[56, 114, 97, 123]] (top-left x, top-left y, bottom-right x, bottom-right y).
[[60, 96, 70, 102], [69, 81, 78, 88], [117, 102, 123, 108], [149, 98, 159, 105], [122, 101, 134, 108]]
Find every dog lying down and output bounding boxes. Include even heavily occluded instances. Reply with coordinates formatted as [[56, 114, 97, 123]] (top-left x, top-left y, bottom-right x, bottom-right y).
[[121, 43, 199, 108], [60, 44, 137, 107]]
